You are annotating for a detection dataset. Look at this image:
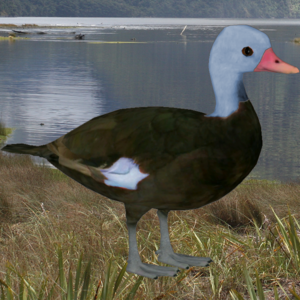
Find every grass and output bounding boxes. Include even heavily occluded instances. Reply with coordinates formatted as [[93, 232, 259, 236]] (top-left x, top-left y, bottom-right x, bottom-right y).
[[0, 126, 300, 298], [0, 24, 18, 28], [0, 122, 14, 144], [0, 37, 29, 41], [1, 248, 143, 300], [293, 37, 300, 44], [0, 24, 38, 28]]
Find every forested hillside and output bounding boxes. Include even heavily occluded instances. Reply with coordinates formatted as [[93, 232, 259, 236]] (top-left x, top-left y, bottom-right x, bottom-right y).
[[1, 0, 300, 18]]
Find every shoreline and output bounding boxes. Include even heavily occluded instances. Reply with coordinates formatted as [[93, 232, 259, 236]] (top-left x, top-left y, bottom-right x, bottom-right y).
[[0, 23, 89, 29]]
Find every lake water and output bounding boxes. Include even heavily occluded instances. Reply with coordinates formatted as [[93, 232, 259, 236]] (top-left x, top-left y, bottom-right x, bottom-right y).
[[0, 17, 300, 181]]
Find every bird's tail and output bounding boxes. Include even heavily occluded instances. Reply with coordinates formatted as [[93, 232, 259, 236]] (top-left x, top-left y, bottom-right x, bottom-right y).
[[1, 143, 55, 159]]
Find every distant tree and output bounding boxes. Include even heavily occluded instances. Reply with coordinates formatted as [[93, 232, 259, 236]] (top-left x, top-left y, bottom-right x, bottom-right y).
[[0, 0, 300, 18]]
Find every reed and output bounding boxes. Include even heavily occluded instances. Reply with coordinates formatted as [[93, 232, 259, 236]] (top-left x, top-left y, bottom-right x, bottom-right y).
[[0, 122, 14, 145], [0, 36, 28, 41], [0, 248, 143, 299], [0, 121, 7, 136], [293, 37, 300, 44]]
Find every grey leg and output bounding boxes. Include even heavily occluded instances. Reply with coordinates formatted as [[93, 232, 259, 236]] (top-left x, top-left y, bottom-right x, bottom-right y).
[[155, 210, 213, 268], [126, 220, 179, 279]]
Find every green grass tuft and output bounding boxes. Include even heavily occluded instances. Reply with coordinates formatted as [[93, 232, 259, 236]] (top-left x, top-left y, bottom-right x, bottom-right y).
[[0, 121, 14, 144], [0, 248, 142, 299], [293, 37, 300, 43]]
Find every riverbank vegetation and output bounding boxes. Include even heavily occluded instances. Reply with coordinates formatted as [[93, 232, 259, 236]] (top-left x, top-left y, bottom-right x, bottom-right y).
[[1, 0, 300, 18], [293, 37, 300, 43], [0, 36, 29, 40], [0, 138, 300, 298], [0, 122, 13, 144]]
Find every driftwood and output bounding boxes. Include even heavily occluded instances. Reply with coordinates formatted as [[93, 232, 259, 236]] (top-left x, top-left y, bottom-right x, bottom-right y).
[[12, 30, 28, 34], [75, 33, 85, 40]]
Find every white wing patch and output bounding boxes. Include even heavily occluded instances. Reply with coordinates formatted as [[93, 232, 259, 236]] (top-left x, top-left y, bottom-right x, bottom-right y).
[[100, 157, 149, 190]]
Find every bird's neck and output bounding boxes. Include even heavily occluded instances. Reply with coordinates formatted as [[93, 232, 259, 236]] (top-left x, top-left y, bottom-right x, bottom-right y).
[[208, 71, 248, 117]]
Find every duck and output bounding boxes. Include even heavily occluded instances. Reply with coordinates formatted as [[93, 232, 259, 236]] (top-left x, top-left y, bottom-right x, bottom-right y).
[[2, 25, 299, 279]]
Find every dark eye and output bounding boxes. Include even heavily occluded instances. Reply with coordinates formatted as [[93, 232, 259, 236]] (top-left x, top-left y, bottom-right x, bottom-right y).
[[242, 46, 254, 57]]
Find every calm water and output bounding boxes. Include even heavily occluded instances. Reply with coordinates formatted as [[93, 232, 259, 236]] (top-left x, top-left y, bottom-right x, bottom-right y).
[[0, 18, 300, 181]]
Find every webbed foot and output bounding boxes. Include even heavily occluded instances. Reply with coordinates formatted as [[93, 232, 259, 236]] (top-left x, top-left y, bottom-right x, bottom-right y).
[[155, 249, 213, 269], [126, 260, 180, 279]]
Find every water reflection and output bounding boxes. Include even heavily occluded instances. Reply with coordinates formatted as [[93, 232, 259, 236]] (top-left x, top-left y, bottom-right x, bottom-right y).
[[0, 23, 300, 181], [0, 41, 105, 145]]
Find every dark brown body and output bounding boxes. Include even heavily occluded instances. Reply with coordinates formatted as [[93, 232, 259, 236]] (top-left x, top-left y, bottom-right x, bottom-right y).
[[46, 100, 261, 212], [2, 100, 262, 221]]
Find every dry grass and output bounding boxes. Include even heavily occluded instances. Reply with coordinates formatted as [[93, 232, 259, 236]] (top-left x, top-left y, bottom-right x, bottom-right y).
[[0, 150, 300, 299], [293, 37, 300, 44], [0, 36, 28, 41], [0, 24, 81, 30], [0, 24, 18, 28], [0, 24, 38, 28]]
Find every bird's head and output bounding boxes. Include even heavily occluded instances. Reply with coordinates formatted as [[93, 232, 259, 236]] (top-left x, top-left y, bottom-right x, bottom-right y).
[[209, 25, 299, 75]]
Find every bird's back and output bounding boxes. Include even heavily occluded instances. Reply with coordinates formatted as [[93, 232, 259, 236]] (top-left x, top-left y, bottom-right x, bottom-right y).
[[45, 100, 262, 211]]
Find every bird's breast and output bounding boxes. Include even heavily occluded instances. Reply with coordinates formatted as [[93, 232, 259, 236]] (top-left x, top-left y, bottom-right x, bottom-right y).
[[138, 100, 262, 210]]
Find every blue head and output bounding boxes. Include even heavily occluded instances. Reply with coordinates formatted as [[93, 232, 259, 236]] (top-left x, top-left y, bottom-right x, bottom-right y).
[[208, 25, 298, 117]]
